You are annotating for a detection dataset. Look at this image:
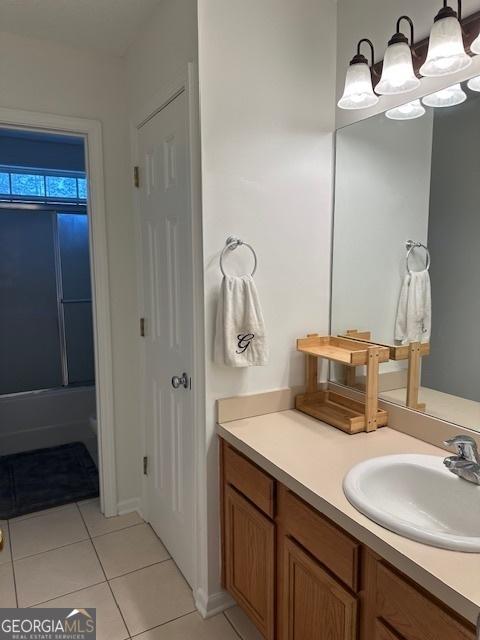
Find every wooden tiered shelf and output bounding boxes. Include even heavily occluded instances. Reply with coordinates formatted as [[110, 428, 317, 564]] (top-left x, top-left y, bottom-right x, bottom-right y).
[[296, 334, 389, 434]]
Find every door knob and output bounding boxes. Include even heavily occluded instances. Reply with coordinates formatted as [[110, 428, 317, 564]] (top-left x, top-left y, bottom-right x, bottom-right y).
[[171, 372, 189, 389]]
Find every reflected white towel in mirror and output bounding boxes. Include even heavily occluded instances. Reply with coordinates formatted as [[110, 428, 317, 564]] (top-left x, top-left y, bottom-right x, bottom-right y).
[[395, 270, 431, 344]]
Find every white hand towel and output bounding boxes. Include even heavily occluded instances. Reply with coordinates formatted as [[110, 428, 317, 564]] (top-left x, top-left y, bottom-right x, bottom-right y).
[[394, 269, 431, 344], [214, 275, 268, 367]]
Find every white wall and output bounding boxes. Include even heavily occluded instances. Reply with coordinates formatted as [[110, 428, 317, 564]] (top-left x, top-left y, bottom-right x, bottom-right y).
[[198, 0, 337, 604], [0, 31, 140, 508], [336, 0, 480, 127], [125, 0, 198, 117]]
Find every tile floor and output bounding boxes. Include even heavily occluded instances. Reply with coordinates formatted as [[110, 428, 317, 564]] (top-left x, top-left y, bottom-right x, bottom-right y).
[[0, 499, 261, 640]]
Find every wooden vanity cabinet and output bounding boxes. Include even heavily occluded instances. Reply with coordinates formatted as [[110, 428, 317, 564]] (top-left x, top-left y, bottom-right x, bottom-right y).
[[221, 442, 276, 639], [220, 439, 477, 640]]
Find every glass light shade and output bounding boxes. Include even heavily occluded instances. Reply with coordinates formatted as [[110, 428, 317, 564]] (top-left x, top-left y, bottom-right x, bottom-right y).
[[376, 41, 420, 95], [422, 83, 466, 107], [467, 75, 480, 91], [471, 32, 480, 55], [420, 16, 472, 77], [338, 62, 379, 110], [386, 99, 426, 120]]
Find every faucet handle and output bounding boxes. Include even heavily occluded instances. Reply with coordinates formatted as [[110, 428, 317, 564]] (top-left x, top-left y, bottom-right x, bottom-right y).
[[444, 435, 480, 463]]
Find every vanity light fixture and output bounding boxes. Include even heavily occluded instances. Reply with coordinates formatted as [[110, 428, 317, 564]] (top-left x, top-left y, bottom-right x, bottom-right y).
[[376, 16, 420, 95], [422, 83, 467, 107], [386, 99, 426, 120], [467, 75, 480, 91], [338, 39, 379, 110], [471, 31, 480, 55], [420, 0, 471, 77]]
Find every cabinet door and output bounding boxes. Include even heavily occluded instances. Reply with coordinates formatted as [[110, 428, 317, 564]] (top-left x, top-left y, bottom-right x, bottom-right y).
[[375, 620, 405, 640], [280, 536, 357, 640], [224, 485, 275, 639]]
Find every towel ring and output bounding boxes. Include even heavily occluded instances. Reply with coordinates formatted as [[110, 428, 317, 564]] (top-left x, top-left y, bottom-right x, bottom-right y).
[[406, 240, 430, 274], [220, 236, 257, 277]]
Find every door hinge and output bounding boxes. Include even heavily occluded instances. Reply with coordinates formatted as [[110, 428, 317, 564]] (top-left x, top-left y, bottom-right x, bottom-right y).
[[134, 166, 140, 188], [143, 456, 148, 475], [140, 317, 145, 337]]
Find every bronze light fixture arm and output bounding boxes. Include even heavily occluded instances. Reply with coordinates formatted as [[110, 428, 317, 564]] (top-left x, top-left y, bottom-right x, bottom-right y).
[[444, 0, 462, 20], [396, 15, 415, 47], [354, 38, 375, 67], [437, 0, 462, 22]]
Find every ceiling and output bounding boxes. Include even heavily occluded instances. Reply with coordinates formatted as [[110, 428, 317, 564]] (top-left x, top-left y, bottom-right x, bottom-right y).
[[0, 0, 162, 57]]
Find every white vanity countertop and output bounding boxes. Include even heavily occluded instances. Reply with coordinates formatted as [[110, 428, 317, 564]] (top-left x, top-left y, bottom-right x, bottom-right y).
[[217, 409, 480, 626]]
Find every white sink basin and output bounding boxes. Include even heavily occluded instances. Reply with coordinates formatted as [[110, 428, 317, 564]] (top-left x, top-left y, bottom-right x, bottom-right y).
[[343, 454, 480, 552]]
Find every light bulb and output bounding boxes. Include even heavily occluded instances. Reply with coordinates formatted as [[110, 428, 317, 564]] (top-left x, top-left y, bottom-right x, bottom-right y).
[[420, 9, 471, 77], [422, 83, 466, 107], [467, 75, 480, 91], [338, 61, 379, 110], [386, 99, 426, 120], [377, 34, 420, 95]]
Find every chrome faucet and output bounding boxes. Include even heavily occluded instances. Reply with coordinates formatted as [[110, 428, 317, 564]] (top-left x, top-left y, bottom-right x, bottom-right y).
[[443, 435, 480, 485]]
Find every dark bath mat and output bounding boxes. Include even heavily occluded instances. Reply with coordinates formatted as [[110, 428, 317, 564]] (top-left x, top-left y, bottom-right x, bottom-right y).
[[0, 442, 99, 520]]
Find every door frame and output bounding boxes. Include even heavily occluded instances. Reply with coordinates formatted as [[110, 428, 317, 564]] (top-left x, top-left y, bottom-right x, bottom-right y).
[[131, 63, 208, 608], [0, 107, 117, 516]]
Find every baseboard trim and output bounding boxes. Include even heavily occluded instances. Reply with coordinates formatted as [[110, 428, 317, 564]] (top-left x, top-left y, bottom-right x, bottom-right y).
[[194, 587, 234, 619], [117, 497, 141, 516]]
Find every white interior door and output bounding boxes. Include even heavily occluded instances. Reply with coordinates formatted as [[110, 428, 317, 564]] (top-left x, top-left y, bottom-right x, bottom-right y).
[[138, 89, 195, 585]]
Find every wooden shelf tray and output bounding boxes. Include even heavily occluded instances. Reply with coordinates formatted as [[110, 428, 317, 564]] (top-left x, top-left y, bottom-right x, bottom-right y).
[[296, 390, 388, 435], [297, 335, 390, 366], [338, 332, 430, 361]]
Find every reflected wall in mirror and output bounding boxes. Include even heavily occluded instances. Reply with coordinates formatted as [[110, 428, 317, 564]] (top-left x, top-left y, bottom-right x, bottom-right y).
[[331, 81, 480, 432]]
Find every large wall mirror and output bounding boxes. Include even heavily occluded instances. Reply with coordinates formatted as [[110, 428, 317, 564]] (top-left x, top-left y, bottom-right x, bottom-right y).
[[331, 80, 480, 432]]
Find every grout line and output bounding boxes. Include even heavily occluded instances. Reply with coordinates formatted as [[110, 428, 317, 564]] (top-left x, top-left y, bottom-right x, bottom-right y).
[[223, 611, 244, 640], [107, 557, 172, 581], [128, 608, 198, 638], [89, 521, 145, 540], [12, 536, 90, 563], [76, 503, 130, 636], [27, 580, 107, 608], [76, 503, 171, 580], [76, 504, 107, 582], [106, 582, 131, 640], [7, 521, 19, 608]]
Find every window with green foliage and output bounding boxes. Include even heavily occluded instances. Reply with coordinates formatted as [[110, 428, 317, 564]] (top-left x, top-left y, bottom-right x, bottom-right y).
[[0, 166, 87, 202]]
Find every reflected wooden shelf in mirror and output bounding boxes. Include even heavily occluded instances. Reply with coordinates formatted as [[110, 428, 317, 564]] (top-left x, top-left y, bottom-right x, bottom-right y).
[[340, 329, 430, 412], [296, 334, 389, 434]]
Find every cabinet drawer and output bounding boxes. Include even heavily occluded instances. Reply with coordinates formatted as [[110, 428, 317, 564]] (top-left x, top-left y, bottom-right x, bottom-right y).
[[224, 443, 275, 517], [225, 485, 275, 640], [376, 563, 475, 640], [277, 484, 360, 591]]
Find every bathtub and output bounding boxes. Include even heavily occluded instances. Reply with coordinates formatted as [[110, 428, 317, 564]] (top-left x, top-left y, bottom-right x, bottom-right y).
[[0, 386, 98, 464]]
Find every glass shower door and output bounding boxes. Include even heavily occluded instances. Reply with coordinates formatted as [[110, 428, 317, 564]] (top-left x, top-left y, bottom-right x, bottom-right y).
[[56, 213, 95, 385], [0, 210, 63, 394]]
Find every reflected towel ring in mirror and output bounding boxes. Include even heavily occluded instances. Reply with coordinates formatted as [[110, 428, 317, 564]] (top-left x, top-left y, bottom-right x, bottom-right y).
[[406, 239, 431, 274], [220, 236, 258, 277]]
